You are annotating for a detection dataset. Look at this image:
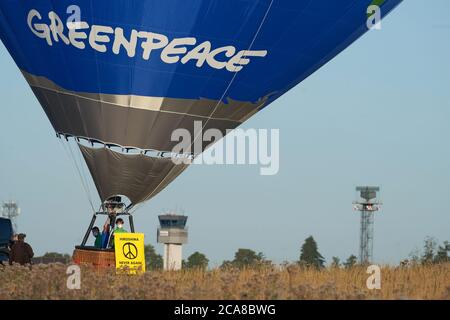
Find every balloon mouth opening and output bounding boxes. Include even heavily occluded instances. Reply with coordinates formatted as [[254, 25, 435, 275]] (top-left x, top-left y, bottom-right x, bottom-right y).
[[58, 132, 194, 160]]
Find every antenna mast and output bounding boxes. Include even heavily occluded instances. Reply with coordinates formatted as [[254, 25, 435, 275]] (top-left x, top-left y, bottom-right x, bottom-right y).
[[1, 200, 20, 233], [353, 187, 381, 264]]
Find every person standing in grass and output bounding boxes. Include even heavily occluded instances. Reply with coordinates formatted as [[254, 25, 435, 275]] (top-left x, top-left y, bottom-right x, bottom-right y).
[[9, 233, 34, 265], [8, 234, 18, 251]]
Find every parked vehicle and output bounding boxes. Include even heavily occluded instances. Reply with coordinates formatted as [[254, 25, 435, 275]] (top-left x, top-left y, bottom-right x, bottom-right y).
[[0, 217, 13, 263]]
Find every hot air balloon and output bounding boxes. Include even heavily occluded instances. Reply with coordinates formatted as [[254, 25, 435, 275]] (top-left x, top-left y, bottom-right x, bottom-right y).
[[0, 0, 402, 265]]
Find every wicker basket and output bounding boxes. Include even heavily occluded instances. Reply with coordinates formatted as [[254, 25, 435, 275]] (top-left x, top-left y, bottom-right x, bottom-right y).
[[72, 247, 115, 269]]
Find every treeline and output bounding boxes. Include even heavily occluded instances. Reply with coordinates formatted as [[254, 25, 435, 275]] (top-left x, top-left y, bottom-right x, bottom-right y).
[[144, 245, 269, 271], [32, 252, 71, 264], [404, 236, 449, 266], [34, 236, 448, 270], [145, 236, 449, 270]]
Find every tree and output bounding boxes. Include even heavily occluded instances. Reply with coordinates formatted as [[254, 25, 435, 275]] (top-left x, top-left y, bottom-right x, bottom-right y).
[[233, 248, 264, 268], [220, 260, 234, 269], [298, 236, 325, 269], [144, 244, 163, 270], [408, 248, 421, 265], [434, 241, 449, 264], [41, 252, 71, 260], [35, 252, 71, 263], [421, 237, 437, 265], [331, 256, 341, 268], [406, 238, 449, 265], [343, 255, 357, 269], [221, 248, 268, 269], [184, 251, 209, 270]]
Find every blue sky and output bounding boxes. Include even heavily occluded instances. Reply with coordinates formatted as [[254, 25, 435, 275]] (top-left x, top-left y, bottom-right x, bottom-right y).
[[0, 0, 449, 266]]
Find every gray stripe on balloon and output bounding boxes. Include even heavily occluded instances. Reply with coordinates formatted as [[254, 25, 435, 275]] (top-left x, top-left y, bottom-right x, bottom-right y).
[[22, 70, 271, 152]]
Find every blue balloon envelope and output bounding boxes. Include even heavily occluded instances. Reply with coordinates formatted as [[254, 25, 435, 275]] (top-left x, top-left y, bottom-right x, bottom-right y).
[[0, 0, 402, 205]]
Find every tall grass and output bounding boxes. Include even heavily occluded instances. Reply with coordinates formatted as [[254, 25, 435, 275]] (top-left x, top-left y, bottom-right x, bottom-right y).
[[0, 263, 448, 300]]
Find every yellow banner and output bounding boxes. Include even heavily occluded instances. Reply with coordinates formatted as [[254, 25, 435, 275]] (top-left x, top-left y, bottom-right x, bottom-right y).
[[114, 233, 146, 274]]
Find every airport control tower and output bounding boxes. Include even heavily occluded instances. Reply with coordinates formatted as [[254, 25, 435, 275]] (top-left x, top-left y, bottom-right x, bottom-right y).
[[157, 214, 188, 270], [353, 187, 381, 264]]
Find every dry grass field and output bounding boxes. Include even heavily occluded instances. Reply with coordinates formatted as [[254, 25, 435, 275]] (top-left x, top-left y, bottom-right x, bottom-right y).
[[0, 263, 448, 300]]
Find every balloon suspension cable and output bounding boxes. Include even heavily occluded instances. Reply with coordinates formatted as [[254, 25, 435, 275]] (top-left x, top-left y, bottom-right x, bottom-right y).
[[136, 0, 275, 206], [126, 203, 134, 212], [128, 202, 142, 215], [58, 136, 96, 213], [70, 142, 96, 212], [67, 140, 96, 213]]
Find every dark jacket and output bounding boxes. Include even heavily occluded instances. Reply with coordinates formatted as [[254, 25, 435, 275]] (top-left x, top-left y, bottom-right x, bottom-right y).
[[9, 241, 34, 265]]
